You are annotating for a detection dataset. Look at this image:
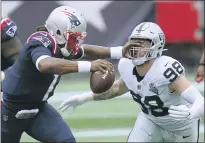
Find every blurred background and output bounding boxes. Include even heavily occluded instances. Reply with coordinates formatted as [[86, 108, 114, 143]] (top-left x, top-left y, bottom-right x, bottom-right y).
[[2, 0, 204, 142]]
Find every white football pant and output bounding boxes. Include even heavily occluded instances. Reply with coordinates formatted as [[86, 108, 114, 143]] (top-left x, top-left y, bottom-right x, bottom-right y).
[[127, 112, 200, 142]]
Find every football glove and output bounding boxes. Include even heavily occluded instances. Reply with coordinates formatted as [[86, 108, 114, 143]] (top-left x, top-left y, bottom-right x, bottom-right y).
[[58, 92, 93, 113], [168, 105, 191, 120], [1, 71, 5, 81]]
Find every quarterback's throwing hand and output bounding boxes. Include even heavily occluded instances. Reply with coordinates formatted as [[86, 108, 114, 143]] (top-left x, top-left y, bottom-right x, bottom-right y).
[[168, 105, 191, 120], [91, 59, 114, 74]]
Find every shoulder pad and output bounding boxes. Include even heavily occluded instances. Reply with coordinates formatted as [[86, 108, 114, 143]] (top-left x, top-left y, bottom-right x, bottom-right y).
[[118, 58, 129, 73], [1, 18, 18, 42], [26, 31, 57, 54], [118, 58, 134, 76], [155, 56, 185, 86]]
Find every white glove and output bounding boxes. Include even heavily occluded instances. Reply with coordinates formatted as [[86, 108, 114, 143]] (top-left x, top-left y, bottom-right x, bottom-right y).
[[168, 105, 191, 120], [58, 92, 93, 113], [1, 71, 5, 81]]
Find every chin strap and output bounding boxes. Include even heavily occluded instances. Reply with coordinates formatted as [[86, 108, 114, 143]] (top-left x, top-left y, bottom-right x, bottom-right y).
[[60, 47, 71, 57]]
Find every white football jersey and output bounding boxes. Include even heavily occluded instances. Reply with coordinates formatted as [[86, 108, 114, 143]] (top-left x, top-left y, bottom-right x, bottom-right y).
[[118, 56, 196, 133]]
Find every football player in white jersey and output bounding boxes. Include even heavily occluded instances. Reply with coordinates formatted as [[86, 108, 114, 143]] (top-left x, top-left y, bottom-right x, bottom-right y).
[[59, 22, 204, 142]]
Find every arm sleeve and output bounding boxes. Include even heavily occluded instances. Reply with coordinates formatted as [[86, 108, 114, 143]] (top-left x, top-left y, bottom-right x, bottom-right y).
[[161, 58, 185, 85], [1, 36, 22, 58], [7, 54, 19, 65], [181, 85, 204, 119], [30, 46, 52, 70]]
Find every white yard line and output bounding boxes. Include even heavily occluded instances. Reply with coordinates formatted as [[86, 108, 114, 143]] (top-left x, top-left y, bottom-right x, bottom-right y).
[[61, 112, 138, 119], [74, 128, 131, 137], [74, 125, 204, 137], [23, 125, 204, 137]]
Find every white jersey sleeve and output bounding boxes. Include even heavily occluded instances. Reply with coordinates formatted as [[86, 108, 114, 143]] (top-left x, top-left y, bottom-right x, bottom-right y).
[[118, 58, 135, 86], [155, 56, 185, 87]]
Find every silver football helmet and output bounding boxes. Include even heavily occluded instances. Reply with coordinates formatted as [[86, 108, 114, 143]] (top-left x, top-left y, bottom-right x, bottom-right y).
[[45, 6, 87, 57], [128, 22, 166, 65]]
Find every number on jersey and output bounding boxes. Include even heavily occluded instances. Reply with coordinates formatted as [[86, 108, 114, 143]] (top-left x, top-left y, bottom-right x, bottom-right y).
[[42, 74, 59, 101], [130, 90, 169, 117], [163, 61, 184, 82]]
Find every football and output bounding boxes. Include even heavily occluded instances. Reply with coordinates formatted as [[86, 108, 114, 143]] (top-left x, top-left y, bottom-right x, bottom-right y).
[[90, 70, 115, 94]]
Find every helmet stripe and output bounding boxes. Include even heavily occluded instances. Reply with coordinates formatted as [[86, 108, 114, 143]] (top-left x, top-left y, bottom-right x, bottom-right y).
[[137, 22, 147, 33]]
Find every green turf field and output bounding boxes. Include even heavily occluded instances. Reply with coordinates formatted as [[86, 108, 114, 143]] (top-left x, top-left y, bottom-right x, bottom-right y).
[[20, 74, 204, 142], [20, 98, 204, 142]]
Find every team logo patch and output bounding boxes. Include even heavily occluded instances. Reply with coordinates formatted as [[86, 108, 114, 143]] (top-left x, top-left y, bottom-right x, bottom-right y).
[[6, 25, 17, 37], [32, 35, 51, 48], [61, 10, 81, 29], [149, 83, 159, 95]]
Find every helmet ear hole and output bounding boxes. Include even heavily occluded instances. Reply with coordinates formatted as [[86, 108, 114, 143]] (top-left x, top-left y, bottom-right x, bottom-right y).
[[56, 30, 61, 35]]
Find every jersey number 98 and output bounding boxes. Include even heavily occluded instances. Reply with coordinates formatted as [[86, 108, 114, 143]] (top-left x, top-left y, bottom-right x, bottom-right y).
[[130, 90, 169, 117], [163, 61, 183, 82]]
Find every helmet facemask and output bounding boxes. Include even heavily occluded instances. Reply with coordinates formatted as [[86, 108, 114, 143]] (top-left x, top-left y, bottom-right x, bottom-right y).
[[128, 22, 167, 66], [59, 30, 87, 57], [129, 37, 166, 66]]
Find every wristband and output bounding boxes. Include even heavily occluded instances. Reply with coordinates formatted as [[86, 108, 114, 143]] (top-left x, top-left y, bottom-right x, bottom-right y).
[[110, 46, 123, 59], [1, 71, 5, 81], [198, 63, 204, 66], [77, 61, 91, 72], [81, 92, 94, 102]]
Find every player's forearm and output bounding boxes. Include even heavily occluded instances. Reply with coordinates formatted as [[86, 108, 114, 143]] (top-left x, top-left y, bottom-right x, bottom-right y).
[[93, 88, 119, 100], [82, 44, 123, 59], [2, 36, 21, 58], [8, 54, 19, 65], [93, 79, 127, 101], [83, 44, 110, 59], [181, 85, 204, 119], [189, 95, 204, 119], [69, 81, 126, 105], [38, 57, 90, 75]]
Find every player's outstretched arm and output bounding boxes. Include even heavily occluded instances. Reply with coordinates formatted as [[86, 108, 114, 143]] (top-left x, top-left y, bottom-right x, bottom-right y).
[[82, 41, 137, 60], [58, 78, 128, 112], [38, 57, 113, 75], [168, 75, 204, 120], [93, 78, 128, 100]]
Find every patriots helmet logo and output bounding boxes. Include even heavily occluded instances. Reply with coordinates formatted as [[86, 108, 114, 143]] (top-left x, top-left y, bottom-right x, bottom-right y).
[[61, 10, 81, 28]]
